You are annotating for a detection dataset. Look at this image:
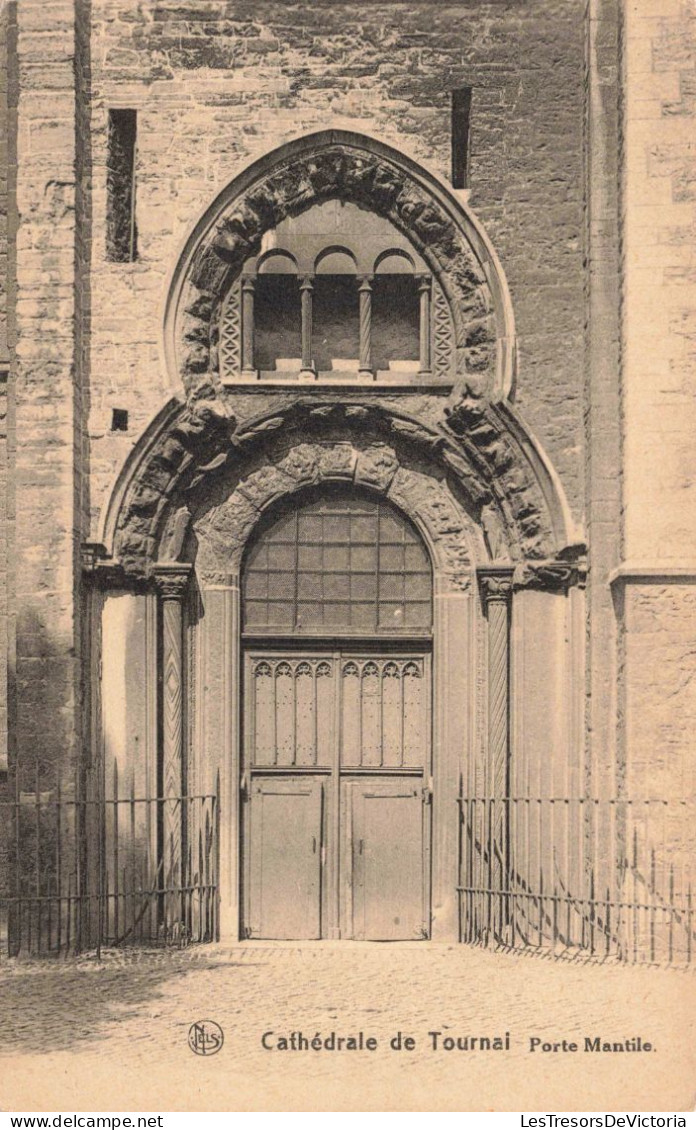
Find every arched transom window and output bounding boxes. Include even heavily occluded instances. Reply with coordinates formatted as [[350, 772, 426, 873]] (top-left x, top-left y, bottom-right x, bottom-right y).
[[242, 489, 432, 637]]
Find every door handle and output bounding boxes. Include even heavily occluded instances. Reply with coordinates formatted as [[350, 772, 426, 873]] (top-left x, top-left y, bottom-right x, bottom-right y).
[[312, 836, 317, 854]]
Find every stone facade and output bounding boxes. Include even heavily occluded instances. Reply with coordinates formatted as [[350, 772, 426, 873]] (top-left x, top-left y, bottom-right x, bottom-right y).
[[0, 0, 693, 955], [616, 0, 696, 816]]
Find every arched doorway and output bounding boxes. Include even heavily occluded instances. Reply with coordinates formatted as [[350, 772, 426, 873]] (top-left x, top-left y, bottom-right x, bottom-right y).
[[240, 486, 433, 940], [92, 132, 581, 951]]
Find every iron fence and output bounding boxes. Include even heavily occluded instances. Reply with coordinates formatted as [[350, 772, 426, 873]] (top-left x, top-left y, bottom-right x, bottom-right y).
[[0, 768, 219, 958], [1, 779, 691, 963], [458, 796, 695, 965]]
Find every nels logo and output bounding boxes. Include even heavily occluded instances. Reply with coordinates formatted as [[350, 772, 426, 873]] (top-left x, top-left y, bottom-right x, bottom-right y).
[[188, 1020, 224, 1056]]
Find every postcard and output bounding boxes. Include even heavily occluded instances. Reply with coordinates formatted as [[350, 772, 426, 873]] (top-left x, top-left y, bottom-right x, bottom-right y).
[[1, 0, 694, 1113]]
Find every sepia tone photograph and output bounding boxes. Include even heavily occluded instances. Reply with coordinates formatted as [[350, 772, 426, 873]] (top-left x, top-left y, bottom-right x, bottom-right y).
[[0, 0, 694, 1114]]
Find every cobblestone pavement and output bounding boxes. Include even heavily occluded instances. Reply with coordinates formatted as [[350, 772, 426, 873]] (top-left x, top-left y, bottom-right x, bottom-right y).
[[1, 943, 694, 1112]]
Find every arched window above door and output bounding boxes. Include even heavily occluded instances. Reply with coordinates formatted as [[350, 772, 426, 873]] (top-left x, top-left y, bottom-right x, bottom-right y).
[[242, 488, 432, 637], [219, 201, 454, 384]]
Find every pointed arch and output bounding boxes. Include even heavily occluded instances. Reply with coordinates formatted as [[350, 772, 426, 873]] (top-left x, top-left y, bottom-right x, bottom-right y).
[[163, 130, 517, 398]]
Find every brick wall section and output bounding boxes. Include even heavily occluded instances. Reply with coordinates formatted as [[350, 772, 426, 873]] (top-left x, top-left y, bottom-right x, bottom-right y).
[[622, 0, 696, 561], [0, 9, 9, 365], [624, 583, 696, 800], [620, 0, 696, 804], [85, 0, 587, 533], [14, 0, 82, 790], [75, 1, 93, 785]]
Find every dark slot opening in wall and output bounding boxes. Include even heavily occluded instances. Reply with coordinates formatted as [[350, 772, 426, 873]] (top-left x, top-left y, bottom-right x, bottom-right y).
[[451, 87, 472, 190], [255, 275, 302, 371], [313, 276, 359, 372], [371, 276, 420, 372], [106, 109, 137, 262], [111, 408, 129, 432]]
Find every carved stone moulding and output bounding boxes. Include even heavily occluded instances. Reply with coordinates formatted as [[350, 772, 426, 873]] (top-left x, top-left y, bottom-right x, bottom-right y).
[[191, 436, 479, 589], [514, 560, 587, 593], [109, 395, 565, 589], [171, 137, 501, 396]]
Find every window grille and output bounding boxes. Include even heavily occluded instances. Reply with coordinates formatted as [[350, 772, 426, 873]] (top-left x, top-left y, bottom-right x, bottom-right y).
[[242, 490, 432, 635]]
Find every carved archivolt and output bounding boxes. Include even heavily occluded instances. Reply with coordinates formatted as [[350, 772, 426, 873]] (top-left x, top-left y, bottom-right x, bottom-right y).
[[191, 439, 478, 590], [109, 396, 563, 584], [173, 140, 498, 394]]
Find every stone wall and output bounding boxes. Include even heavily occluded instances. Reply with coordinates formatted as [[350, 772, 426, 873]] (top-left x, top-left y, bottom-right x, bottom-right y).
[[619, 0, 696, 807], [85, 0, 587, 532], [13, 0, 83, 789], [0, 3, 17, 781], [622, 0, 696, 564], [584, 0, 622, 797]]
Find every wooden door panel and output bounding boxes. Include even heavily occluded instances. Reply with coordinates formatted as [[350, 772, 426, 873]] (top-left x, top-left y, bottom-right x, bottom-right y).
[[246, 655, 336, 769], [246, 777, 323, 939], [343, 778, 427, 941], [243, 649, 431, 942], [339, 657, 428, 769]]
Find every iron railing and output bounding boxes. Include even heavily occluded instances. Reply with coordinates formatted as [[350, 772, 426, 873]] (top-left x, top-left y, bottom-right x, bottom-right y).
[[0, 768, 219, 958], [458, 796, 695, 965], [1, 780, 691, 964]]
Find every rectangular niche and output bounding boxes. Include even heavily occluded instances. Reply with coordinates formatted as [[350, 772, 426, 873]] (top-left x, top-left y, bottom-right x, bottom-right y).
[[255, 275, 302, 372]]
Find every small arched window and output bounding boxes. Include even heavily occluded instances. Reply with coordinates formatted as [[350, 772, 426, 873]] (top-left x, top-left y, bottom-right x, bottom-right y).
[[242, 488, 432, 636]]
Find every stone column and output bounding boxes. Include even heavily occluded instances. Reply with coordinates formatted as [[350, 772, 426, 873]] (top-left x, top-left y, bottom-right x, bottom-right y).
[[357, 275, 373, 379], [200, 575, 240, 940], [299, 276, 315, 379], [418, 274, 432, 376], [240, 276, 255, 374], [153, 563, 191, 933], [478, 566, 514, 940]]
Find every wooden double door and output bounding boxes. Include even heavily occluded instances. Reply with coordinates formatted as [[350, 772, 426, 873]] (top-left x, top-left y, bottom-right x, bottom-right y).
[[242, 649, 431, 940]]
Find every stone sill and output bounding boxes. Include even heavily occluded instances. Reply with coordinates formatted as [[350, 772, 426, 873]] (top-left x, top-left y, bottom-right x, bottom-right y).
[[222, 375, 454, 393]]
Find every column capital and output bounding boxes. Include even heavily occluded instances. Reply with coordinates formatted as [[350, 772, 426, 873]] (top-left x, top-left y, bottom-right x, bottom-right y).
[[416, 273, 432, 291], [357, 274, 374, 289], [477, 565, 515, 604], [240, 275, 256, 291], [299, 275, 315, 290], [153, 562, 193, 600]]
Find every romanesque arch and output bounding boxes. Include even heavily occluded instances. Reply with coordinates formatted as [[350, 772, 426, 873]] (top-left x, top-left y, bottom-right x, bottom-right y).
[[88, 130, 585, 945]]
